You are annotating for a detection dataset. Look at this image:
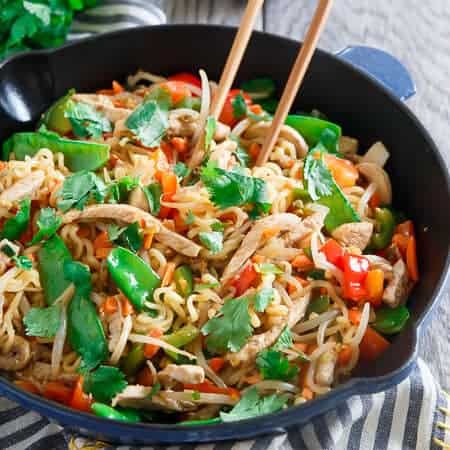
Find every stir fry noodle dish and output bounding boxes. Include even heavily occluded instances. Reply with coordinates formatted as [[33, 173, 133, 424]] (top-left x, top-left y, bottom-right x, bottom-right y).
[[0, 70, 419, 425]]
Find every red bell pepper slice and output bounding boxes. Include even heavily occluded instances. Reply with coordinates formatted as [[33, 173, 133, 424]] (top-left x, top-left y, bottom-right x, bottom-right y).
[[321, 239, 345, 270], [342, 253, 370, 301], [168, 72, 202, 88], [231, 262, 258, 296]]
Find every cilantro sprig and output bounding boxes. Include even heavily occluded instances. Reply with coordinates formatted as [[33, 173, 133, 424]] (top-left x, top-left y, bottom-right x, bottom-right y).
[[64, 101, 111, 139], [83, 365, 127, 403], [29, 207, 62, 245]]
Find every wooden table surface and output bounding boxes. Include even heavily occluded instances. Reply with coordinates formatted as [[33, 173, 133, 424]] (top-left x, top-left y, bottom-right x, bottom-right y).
[[162, 0, 450, 389]]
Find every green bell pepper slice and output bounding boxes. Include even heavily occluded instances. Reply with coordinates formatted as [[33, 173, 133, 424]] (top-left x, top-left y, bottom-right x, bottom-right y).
[[106, 247, 161, 313], [174, 265, 194, 297], [120, 343, 146, 376], [180, 417, 222, 426], [0, 198, 30, 240], [285, 115, 341, 151], [164, 323, 199, 361], [38, 235, 72, 305], [41, 90, 74, 135], [370, 208, 395, 250], [91, 403, 142, 423], [307, 295, 331, 315], [3, 131, 109, 172], [67, 292, 108, 370], [373, 306, 410, 335]]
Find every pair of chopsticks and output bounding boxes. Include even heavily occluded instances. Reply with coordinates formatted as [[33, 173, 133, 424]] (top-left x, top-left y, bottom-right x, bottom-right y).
[[191, 0, 334, 167]]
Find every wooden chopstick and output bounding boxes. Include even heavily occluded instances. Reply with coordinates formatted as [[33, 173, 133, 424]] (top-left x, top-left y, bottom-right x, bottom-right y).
[[255, 0, 334, 166], [209, 0, 264, 119]]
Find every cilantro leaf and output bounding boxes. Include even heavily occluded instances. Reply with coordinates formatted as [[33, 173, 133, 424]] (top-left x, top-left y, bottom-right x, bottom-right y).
[[231, 137, 251, 167], [142, 183, 162, 216], [13, 255, 32, 270], [200, 163, 271, 217], [220, 387, 287, 422], [57, 171, 106, 212], [173, 162, 191, 180], [110, 222, 143, 253], [145, 86, 172, 110], [107, 224, 126, 242], [23, 303, 61, 338], [304, 149, 360, 231], [256, 349, 299, 381], [198, 231, 223, 254], [204, 116, 217, 152], [232, 93, 248, 120], [202, 297, 253, 353], [211, 221, 225, 232], [64, 101, 111, 139], [83, 365, 127, 403], [125, 100, 169, 147], [185, 210, 195, 225], [253, 287, 274, 312], [240, 78, 276, 100], [271, 326, 293, 351], [0, 198, 31, 240], [29, 208, 62, 245], [108, 176, 139, 204]]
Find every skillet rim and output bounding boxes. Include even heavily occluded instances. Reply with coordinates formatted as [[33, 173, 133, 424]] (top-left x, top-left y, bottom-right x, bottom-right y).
[[0, 24, 449, 443]]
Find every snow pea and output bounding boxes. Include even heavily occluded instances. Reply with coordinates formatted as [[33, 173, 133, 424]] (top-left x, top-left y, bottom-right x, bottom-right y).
[[0, 198, 30, 241], [106, 247, 161, 312], [164, 323, 199, 361], [370, 208, 395, 250], [120, 343, 145, 376], [285, 115, 341, 152], [91, 403, 142, 423], [38, 235, 72, 305], [174, 265, 194, 297], [3, 131, 109, 172], [373, 306, 410, 335], [41, 90, 74, 135]]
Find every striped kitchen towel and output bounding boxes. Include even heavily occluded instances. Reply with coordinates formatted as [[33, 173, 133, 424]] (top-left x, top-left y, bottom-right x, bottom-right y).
[[1, 358, 449, 450]]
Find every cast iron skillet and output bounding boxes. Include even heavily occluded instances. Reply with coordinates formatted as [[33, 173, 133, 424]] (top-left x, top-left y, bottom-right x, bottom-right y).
[[0, 25, 449, 445]]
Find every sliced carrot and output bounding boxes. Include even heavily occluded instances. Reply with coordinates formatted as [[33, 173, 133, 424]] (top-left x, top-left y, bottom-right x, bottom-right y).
[[406, 236, 419, 281], [160, 172, 178, 200], [93, 230, 112, 250], [348, 308, 361, 325], [337, 345, 353, 366], [262, 227, 280, 240], [143, 232, 154, 250], [323, 154, 359, 188], [291, 253, 314, 270], [43, 381, 73, 405], [171, 137, 189, 153], [136, 366, 154, 386], [120, 296, 135, 316], [208, 357, 225, 373], [251, 254, 266, 264], [69, 376, 92, 412], [248, 142, 261, 160], [0, 161, 7, 171], [162, 262, 176, 287], [359, 326, 390, 361], [99, 296, 118, 315], [396, 220, 415, 238], [365, 269, 384, 307], [249, 104, 263, 115], [301, 387, 314, 401], [95, 247, 112, 259], [144, 329, 163, 359], [159, 81, 191, 104], [298, 363, 310, 389], [306, 343, 318, 355], [15, 380, 40, 395], [112, 80, 124, 94], [173, 211, 188, 233], [392, 233, 409, 256], [160, 141, 175, 165], [293, 343, 309, 353]]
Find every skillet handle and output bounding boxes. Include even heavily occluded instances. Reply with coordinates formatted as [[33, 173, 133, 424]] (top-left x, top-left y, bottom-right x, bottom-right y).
[[335, 46, 416, 101]]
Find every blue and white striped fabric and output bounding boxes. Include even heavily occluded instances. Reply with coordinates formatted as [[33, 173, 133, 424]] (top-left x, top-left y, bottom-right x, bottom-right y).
[[0, 3, 448, 449], [1, 359, 448, 449]]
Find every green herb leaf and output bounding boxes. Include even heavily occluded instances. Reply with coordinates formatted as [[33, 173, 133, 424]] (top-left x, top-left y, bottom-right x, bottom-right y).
[[202, 297, 253, 353], [200, 163, 271, 217], [83, 365, 128, 403], [0, 198, 31, 240], [253, 287, 274, 312], [107, 224, 126, 242], [147, 382, 161, 399], [306, 269, 326, 280], [115, 222, 143, 253], [271, 326, 293, 352], [211, 221, 225, 232], [304, 149, 360, 231], [232, 93, 248, 120], [198, 231, 223, 254], [204, 116, 217, 152], [220, 387, 287, 422], [63, 260, 91, 296], [64, 101, 111, 138], [240, 78, 276, 100], [29, 208, 62, 245], [13, 255, 32, 270], [194, 282, 220, 291], [108, 176, 139, 204], [255, 263, 283, 275], [185, 210, 195, 225], [57, 171, 106, 212], [173, 162, 191, 180], [256, 349, 299, 381], [125, 100, 169, 147], [142, 183, 162, 216], [23, 303, 61, 338]]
